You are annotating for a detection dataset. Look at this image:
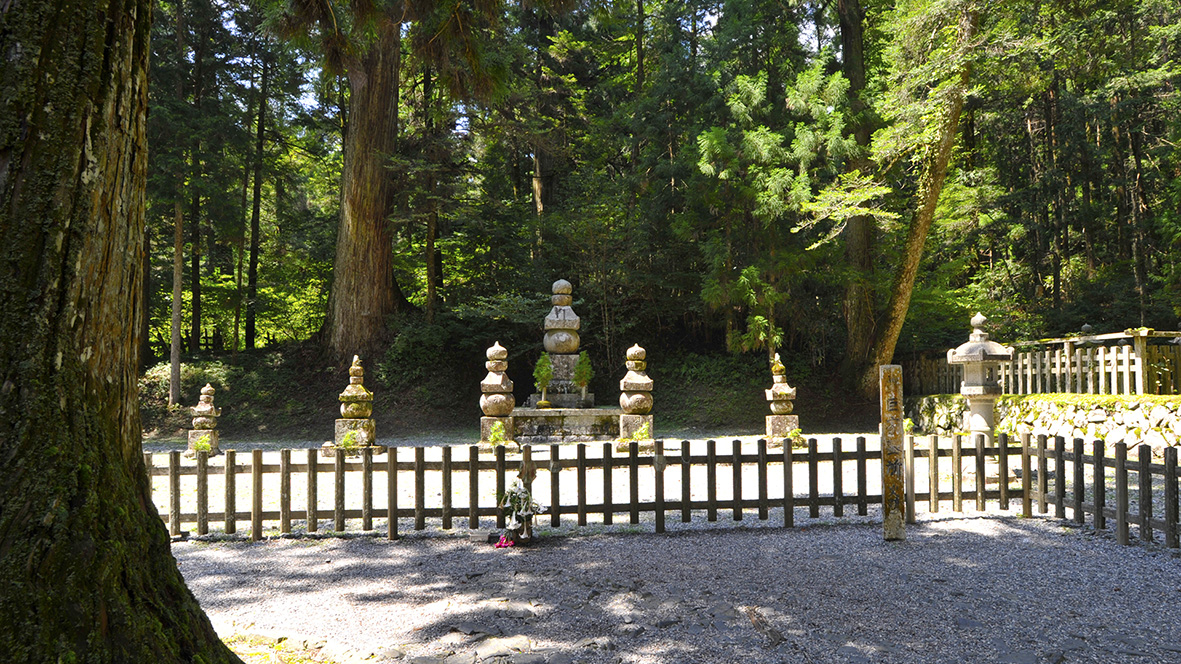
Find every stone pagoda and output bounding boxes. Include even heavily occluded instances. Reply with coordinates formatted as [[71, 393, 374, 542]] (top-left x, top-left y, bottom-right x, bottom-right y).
[[765, 353, 798, 439], [326, 355, 376, 453], [619, 344, 654, 440], [187, 383, 221, 456], [480, 341, 515, 444], [529, 279, 592, 408]]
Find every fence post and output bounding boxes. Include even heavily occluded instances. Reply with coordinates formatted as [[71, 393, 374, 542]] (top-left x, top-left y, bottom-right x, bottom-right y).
[[1115, 442, 1129, 545], [306, 448, 317, 534], [1165, 446, 1178, 548], [169, 450, 180, 536], [1072, 439, 1085, 525], [807, 438, 819, 519], [388, 446, 398, 539], [757, 439, 769, 520], [364, 446, 374, 531], [441, 446, 452, 530], [1053, 436, 1065, 519], [549, 444, 561, 529], [732, 439, 743, 521], [928, 435, 939, 513], [577, 443, 587, 526], [1093, 439, 1106, 530], [1139, 444, 1153, 542], [1133, 331, 1148, 395], [905, 434, 916, 523], [783, 441, 795, 528], [1021, 433, 1031, 518], [879, 365, 906, 541], [196, 450, 208, 536], [654, 440, 666, 534], [975, 434, 986, 512], [224, 450, 237, 534], [334, 448, 346, 532], [707, 440, 717, 522], [279, 449, 291, 534], [251, 449, 263, 541], [1036, 434, 1048, 514], [630, 441, 640, 525], [998, 433, 1009, 510]]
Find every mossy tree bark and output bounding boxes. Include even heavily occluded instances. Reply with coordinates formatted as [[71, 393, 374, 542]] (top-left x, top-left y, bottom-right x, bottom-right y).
[[0, 0, 240, 661]]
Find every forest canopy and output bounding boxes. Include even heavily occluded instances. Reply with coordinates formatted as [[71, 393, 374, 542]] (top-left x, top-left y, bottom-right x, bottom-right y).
[[146, 0, 1181, 396]]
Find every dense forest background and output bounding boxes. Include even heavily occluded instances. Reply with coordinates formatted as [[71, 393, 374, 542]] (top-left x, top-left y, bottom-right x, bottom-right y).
[[140, 0, 1181, 437]]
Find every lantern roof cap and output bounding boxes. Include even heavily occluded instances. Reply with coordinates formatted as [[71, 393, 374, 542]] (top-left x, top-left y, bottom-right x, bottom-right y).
[[947, 313, 1013, 364]]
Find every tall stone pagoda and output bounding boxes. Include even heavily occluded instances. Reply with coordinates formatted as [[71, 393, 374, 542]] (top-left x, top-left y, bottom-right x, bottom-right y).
[[529, 279, 593, 408]]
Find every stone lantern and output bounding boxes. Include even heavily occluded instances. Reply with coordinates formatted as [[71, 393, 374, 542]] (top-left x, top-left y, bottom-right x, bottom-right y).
[[946, 313, 1013, 436]]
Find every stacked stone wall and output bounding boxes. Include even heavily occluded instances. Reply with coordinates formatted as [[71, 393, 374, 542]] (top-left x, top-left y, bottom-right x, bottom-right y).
[[908, 394, 1181, 448]]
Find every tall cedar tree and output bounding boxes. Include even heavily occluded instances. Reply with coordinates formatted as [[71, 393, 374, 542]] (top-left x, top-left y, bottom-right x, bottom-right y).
[[0, 0, 240, 661]]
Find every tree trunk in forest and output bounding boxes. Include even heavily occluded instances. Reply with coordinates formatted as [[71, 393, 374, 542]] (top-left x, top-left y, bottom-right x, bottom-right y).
[[141, 223, 153, 370], [532, 10, 558, 218], [0, 0, 240, 661], [324, 23, 410, 358], [631, 0, 645, 174], [858, 7, 978, 397], [837, 0, 877, 387], [246, 55, 269, 350], [424, 65, 439, 324], [169, 0, 186, 406], [188, 32, 205, 354], [171, 198, 185, 405]]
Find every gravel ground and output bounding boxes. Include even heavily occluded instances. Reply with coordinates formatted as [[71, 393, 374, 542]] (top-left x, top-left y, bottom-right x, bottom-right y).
[[176, 515, 1181, 664]]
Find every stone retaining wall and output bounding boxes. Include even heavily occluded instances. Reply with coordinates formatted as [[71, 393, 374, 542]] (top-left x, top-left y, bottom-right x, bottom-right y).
[[907, 394, 1181, 448]]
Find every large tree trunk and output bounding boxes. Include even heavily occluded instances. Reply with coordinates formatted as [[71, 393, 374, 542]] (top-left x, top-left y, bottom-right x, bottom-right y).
[[858, 6, 979, 397], [169, 0, 186, 405], [0, 0, 239, 661], [324, 23, 410, 358], [837, 0, 877, 387], [246, 55, 269, 349]]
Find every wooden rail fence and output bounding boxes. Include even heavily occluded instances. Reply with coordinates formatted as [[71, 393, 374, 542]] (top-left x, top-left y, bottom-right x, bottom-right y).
[[146, 437, 1181, 547]]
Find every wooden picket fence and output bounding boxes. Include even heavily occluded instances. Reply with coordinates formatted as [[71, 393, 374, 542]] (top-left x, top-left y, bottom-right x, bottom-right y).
[[146, 436, 1180, 548]]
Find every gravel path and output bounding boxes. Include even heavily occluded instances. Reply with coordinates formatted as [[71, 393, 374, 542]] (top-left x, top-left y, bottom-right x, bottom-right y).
[[176, 515, 1181, 664]]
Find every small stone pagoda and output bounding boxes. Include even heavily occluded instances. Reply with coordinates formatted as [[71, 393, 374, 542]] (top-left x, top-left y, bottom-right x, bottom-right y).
[[528, 279, 592, 408], [765, 353, 798, 439], [480, 341, 515, 443], [619, 344, 654, 440], [187, 383, 221, 456], [326, 355, 376, 453]]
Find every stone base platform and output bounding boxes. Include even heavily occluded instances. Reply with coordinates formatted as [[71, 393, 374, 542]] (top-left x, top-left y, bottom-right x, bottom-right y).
[[766, 415, 800, 439], [186, 429, 220, 457], [526, 392, 594, 408], [511, 407, 623, 445]]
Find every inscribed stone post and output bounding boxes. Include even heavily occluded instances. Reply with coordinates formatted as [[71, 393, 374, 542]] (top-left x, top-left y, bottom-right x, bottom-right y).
[[880, 365, 906, 541]]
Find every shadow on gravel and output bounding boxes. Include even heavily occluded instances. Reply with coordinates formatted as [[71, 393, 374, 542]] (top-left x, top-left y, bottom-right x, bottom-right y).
[[175, 517, 1181, 664]]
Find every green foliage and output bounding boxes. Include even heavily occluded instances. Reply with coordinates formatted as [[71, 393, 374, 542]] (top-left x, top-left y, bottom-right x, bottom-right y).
[[192, 436, 212, 453], [487, 421, 509, 445], [572, 351, 594, 388], [618, 421, 652, 444], [533, 353, 553, 393], [339, 430, 360, 450]]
